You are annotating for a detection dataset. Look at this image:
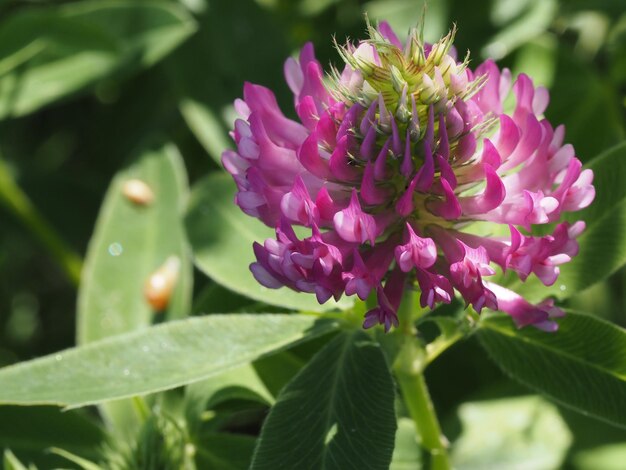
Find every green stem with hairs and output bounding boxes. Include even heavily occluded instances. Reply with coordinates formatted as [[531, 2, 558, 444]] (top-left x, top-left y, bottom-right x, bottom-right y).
[[393, 290, 451, 470], [0, 157, 82, 286]]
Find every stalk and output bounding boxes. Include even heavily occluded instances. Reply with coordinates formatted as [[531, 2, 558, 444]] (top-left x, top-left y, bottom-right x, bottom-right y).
[[394, 291, 451, 470], [0, 157, 82, 286]]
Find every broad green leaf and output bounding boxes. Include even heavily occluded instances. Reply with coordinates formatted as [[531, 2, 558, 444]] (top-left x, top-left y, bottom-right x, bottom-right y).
[[76, 143, 192, 432], [195, 434, 256, 470], [185, 172, 353, 312], [0, 407, 104, 465], [250, 331, 397, 470], [451, 396, 571, 470], [390, 418, 421, 470], [573, 444, 626, 470], [78, 143, 191, 342], [0, 314, 339, 408], [509, 141, 626, 302], [0, 1, 195, 118], [478, 312, 626, 428]]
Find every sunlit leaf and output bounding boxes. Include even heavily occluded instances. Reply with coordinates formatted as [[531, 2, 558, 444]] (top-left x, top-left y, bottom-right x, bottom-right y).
[[49, 448, 100, 470], [573, 444, 626, 470], [478, 312, 626, 428], [78, 142, 191, 342], [482, 0, 557, 59], [0, 314, 339, 408], [390, 418, 421, 470], [451, 396, 571, 469], [512, 34, 557, 88], [3, 450, 31, 470], [76, 142, 192, 431]]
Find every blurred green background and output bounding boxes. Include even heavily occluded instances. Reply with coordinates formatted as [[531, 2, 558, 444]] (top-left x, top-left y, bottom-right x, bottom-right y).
[[0, 0, 625, 468]]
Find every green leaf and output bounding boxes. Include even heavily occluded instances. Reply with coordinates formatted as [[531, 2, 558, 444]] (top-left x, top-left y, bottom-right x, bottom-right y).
[[0, 1, 195, 118], [3, 450, 30, 470], [478, 312, 626, 428], [451, 396, 571, 470], [78, 142, 192, 342], [545, 47, 624, 161], [509, 141, 626, 302], [0, 406, 104, 465], [76, 142, 192, 432], [190, 364, 274, 409], [195, 433, 256, 470], [482, 0, 558, 59], [164, 0, 291, 163], [184, 172, 353, 312], [0, 314, 339, 409], [364, 0, 448, 42], [48, 448, 100, 470], [192, 283, 259, 315], [185, 364, 274, 435], [573, 444, 626, 470], [252, 350, 305, 398], [178, 97, 231, 165], [569, 141, 626, 228], [250, 331, 397, 470], [390, 418, 422, 470], [512, 34, 557, 88]]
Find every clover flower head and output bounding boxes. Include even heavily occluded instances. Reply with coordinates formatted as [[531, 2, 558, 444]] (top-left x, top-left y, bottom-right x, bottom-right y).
[[223, 19, 595, 332]]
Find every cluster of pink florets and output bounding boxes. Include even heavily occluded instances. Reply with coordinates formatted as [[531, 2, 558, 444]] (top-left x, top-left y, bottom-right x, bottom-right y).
[[222, 21, 594, 332]]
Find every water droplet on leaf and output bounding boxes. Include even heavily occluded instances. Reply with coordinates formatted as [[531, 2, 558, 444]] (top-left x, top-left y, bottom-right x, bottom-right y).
[[108, 243, 123, 256]]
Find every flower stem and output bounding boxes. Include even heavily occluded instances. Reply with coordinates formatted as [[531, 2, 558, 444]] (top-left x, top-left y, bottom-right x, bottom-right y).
[[0, 157, 82, 286], [395, 365, 450, 469], [394, 290, 451, 470]]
